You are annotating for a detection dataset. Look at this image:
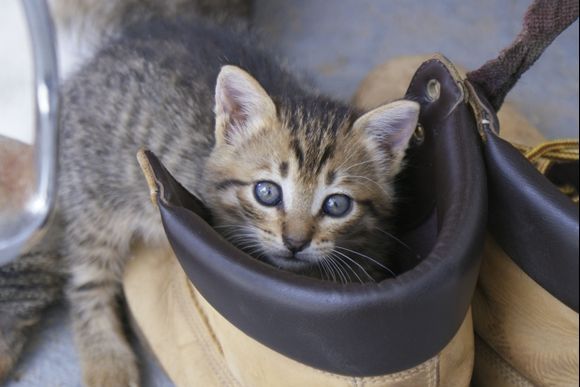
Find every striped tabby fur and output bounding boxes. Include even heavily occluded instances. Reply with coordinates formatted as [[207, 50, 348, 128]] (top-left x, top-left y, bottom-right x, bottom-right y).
[[0, 6, 419, 387]]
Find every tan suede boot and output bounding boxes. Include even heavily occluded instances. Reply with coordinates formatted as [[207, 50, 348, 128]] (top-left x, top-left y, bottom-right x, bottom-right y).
[[124, 54, 486, 386]]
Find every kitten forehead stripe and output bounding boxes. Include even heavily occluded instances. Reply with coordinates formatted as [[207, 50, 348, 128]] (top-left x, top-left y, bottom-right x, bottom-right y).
[[326, 170, 336, 185], [279, 161, 289, 178], [315, 143, 335, 174], [291, 138, 304, 169]]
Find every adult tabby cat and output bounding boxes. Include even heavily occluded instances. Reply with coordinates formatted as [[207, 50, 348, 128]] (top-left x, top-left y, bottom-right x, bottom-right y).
[[0, 10, 419, 387]]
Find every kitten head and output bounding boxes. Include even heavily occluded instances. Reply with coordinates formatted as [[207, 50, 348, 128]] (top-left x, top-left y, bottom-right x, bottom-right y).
[[203, 65, 419, 281]]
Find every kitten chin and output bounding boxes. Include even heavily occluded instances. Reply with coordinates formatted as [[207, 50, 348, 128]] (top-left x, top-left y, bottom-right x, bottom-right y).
[[260, 253, 315, 272]]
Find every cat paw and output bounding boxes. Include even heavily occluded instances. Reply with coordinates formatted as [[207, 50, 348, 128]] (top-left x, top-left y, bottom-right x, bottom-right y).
[[0, 355, 15, 383], [82, 349, 140, 387], [0, 336, 16, 382]]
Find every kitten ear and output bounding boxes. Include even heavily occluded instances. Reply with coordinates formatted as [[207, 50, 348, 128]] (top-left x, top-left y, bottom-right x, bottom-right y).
[[214, 65, 277, 146], [353, 100, 420, 175]]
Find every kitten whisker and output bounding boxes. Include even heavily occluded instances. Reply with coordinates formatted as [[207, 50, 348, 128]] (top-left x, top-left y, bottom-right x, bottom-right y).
[[324, 257, 340, 283], [224, 236, 257, 246], [331, 250, 372, 283], [333, 254, 355, 283], [220, 228, 254, 236], [340, 174, 391, 197], [216, 227, 256, 237], [217, 229, 256, 240], [237, 244, 263, 252], [219, 228, 254, 236], [320, 257, 333, 282], [335, 257, 351, 285], [334, 147, 358, 171], [234, 241, 263, 250], [321, 257, 337, 283], [373, 227, 421, 260], [246, 247, 266, 258], [335, 246, 396, 277], [340, 157, 383, 174], [222, 231, 262, 251], [213, 224, 254, 229], [327, 255, 348, 285], [317, 260, 326, 281], [329, 252, 364, 284], [316, 262, 324, 281]]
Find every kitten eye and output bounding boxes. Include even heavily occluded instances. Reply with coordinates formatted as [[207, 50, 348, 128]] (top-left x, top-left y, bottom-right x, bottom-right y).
[[254, 181, 282, 206], [322, 194, 352, 217]]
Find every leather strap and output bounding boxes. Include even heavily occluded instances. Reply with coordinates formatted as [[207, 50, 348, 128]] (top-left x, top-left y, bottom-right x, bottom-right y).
[[467, 0, 579, 111], [465, 0, 579, 311]]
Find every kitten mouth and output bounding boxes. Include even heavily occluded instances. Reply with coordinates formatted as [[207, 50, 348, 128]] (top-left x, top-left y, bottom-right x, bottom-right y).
[[264, 253, 315, 271]]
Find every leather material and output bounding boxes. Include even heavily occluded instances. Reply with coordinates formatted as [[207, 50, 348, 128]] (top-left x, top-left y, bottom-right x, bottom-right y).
[[351, 55, 546, 149], [139, 56, 486, 376], [481, 121, 579, 312], [466, 59, 579, 312], [472, 336, 535, 387], [472, 237, 579, 386], [124, 245, 475, 387]]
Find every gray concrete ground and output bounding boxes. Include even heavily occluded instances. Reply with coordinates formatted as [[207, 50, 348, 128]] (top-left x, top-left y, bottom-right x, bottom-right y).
[[1, 1, 578, 386], [252, 0, 578, 139]]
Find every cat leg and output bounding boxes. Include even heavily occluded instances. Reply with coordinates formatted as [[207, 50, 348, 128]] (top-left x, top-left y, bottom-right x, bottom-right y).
[[0, 249, 64, 382], [67, 240, 138, 387]]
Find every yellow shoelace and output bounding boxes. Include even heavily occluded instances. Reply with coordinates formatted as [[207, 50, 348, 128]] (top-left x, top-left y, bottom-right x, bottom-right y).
[[514, 139, 579, 204]]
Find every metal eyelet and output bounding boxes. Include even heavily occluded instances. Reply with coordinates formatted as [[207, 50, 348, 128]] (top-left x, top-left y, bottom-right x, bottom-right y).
[[426, 79, 440, 102], [412, 123, 425, 146]]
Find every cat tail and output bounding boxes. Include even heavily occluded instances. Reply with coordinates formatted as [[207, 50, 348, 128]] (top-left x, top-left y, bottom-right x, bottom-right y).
[[0, 223, 65, 382], [168, 0, 253, 24], [50, 0, 253, 78], [50, 0, 253, 30]]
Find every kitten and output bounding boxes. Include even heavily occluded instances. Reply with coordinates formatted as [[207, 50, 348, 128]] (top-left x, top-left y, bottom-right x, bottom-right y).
[[0, 15, 419, 387]]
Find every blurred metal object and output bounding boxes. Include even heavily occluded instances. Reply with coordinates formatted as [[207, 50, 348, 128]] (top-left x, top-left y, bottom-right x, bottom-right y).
[[0, 0, 59, 264]]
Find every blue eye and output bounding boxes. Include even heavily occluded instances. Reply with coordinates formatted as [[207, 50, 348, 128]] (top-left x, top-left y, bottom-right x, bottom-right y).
[[323, 194, 352, 217], [254, 181, 282, 206]]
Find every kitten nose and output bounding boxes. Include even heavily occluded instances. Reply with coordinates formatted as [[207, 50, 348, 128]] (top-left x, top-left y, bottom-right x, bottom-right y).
[[283, 236, 310, 254]]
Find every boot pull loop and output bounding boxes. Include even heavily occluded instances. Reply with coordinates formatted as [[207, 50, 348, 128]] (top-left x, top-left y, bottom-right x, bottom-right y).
[[467, 0, 579, 111]]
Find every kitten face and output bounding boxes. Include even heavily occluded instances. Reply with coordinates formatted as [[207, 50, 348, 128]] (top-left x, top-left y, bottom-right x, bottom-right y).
[[203, 66, 419, 281]]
